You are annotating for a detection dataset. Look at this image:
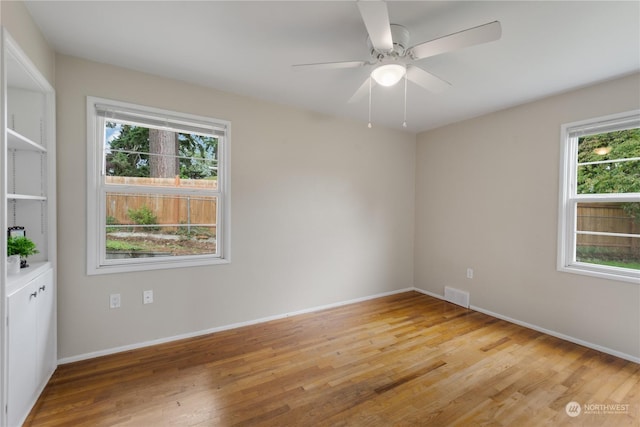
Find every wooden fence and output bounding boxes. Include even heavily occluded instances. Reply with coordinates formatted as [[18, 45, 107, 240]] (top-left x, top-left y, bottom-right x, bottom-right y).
[[105, 176, 217, 232], [576, 203, 638, 255], [106, 176, 217, 190], [103, 179, 635, 254]]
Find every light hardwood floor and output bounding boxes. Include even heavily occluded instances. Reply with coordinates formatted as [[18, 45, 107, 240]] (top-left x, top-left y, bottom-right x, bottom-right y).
[[25, 292, 639, 426]]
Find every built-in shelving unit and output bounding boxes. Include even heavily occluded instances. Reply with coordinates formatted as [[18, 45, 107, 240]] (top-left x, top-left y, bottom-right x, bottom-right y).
[[2, 28, 57, 427]]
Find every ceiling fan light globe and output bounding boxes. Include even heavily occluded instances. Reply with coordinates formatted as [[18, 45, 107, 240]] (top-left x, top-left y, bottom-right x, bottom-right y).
[[371, 64, 406, 87]]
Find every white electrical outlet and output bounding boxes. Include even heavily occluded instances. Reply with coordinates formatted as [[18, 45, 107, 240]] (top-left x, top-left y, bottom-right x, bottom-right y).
[[110, 293, 121, 309], [466, 268, 474, 279], [143, 290, 154, 304]]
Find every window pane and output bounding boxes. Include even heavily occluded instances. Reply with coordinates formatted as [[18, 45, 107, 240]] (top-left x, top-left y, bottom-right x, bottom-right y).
[[576, 202, 640, 270], [105, 192, 217, 259], [104, 121, 218, 187], [576, 128, 640, 194]]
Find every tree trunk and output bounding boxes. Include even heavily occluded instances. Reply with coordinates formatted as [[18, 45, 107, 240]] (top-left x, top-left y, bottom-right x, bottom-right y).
[[149, 129, 179, 178]]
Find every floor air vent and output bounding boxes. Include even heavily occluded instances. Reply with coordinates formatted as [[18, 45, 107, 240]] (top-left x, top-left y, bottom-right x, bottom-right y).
[[444, 287, 470, 308]]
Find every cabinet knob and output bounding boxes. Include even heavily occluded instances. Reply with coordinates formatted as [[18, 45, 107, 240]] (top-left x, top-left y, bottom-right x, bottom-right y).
[[39, 285, 46, 292], [29, 292, 38, 299]]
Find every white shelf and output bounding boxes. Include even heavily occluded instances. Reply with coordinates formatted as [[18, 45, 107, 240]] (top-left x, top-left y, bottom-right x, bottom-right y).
[[7, 193, 46, 201], [6, 261, 51, 296], [7, 128, 46, 152]]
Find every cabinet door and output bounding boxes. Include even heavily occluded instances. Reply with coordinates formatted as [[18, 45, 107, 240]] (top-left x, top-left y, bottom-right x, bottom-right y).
[[36, 269, 56, 387], [7, 281, 39, 427]]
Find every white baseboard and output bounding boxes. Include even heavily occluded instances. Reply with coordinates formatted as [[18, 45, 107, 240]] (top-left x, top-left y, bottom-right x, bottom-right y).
[[59, 286, 639, 365], [470, 304, 640, 364], [413, 286, 639, 364], [413, 288, 445, 300], [58, 287, 414, 365]]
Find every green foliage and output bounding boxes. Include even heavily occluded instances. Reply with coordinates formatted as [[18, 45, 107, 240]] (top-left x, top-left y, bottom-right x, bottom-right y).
[[127, 205, 158, 231], [107, 216, 119, 233], [106, 240, 144, 252], [622, 202, 640, 223], [178, 133, 219, 180], [105, 122, 218, 180], [577, 129, 640, 224], [7, 236, 39, 258], [577, 129, 640, 195], [577, 245, 639, 265], [106, 124, 150, 177], [175, 225, 215, 238]]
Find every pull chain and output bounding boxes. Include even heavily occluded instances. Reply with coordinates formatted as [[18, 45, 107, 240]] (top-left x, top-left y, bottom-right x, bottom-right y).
[[402, 72, 408, 128], [368, 77, 372, 129]]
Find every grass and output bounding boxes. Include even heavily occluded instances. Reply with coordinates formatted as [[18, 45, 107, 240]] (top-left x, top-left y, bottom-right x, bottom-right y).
[[106, 240, 145, 252], [576, 245, 640, 270], [580, 258, 640, 270]]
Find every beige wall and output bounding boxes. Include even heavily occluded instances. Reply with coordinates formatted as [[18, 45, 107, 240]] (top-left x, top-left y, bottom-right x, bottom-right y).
[[1, 1, 54, 86], [55, 54, 416, 359], [415, 73, 640, 359], [8, 0, 638, 362]]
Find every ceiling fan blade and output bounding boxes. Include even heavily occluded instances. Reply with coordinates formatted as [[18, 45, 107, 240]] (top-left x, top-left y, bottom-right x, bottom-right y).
[[348, 77, 377, 103], [292, 60, 368, 70], [357, 0, 393, 53], [409, 21, 502, 60], [406, 65, 451, 93]]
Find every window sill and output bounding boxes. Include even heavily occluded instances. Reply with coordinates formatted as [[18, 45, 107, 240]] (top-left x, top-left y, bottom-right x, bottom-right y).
[[558, 263, 639, 284], [87, 256, 230, 275]]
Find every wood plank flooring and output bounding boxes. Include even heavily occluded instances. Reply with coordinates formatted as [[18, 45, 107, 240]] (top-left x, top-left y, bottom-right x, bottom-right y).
[[25, 292, 639, 426]]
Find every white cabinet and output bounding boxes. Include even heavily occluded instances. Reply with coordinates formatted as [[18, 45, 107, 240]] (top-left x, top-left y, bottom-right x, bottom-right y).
[[2, 28, 57, 427], [35, 270, 56, 392], [6, 269, 55, 427]]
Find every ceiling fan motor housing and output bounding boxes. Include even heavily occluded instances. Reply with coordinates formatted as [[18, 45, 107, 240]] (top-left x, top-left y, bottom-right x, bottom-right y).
[[368, 24, 410, 60]]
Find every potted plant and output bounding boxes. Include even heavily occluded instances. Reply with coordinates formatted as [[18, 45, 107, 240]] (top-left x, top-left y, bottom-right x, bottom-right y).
[[7, 236, 39, 268]]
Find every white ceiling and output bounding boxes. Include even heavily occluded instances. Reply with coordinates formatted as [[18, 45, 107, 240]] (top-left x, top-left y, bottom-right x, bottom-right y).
[[24, 1, 640, 134]]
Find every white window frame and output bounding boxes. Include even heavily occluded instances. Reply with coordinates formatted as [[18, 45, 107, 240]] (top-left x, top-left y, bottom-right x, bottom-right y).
[[86, 96, 231, 275], [558, 110, 640, 284]]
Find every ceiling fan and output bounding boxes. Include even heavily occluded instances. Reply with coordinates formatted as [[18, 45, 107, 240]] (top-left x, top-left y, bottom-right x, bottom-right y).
[[293, 1, 502, 127]]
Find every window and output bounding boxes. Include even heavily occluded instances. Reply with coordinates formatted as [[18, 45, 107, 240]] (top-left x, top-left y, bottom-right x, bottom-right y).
[[87, 97, 230, 274], [558, 110, 639, 283]]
